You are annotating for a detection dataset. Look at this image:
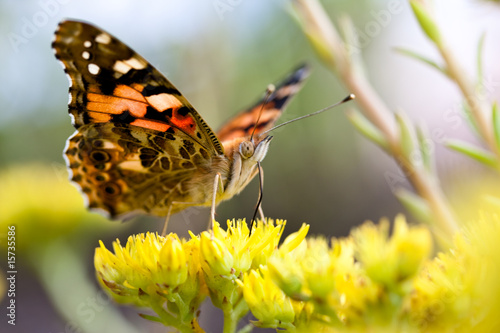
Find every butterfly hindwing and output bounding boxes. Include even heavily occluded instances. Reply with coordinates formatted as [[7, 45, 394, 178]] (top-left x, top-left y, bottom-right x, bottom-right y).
[[64, 122, 215, 217]]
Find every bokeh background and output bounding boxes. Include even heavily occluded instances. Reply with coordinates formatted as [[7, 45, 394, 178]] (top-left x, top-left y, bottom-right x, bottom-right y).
[[1, 0, 500, 332]]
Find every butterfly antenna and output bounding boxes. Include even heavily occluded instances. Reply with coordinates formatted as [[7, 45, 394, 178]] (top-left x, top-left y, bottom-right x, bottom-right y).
[[260, 94, 355, 135], [250, 162, 264, 234], [250, 85, 276, 142]]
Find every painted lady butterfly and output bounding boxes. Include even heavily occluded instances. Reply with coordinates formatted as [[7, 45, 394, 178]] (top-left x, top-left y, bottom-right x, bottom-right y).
[[52, 20, 310, 226]]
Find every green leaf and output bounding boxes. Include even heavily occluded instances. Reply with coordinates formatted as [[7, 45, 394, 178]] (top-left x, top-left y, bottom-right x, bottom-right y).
[[395, 47, 449, 77], [476, 33, 486, 86], [395, 189, 432, 224], [346, 109, 389, 151], [461, 102, 480, 136], [338, 15, 365, 73], [492, 103, 500, 149], [409, 0, 442, 45], [416, 125, 434, 174], [395, 112, 417, 158], [446, 139, 499, 168], [139, 313, 163, 323]]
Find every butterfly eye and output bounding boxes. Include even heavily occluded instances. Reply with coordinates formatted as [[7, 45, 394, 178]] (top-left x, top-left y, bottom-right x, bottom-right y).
[[239, 141, 254, 159]]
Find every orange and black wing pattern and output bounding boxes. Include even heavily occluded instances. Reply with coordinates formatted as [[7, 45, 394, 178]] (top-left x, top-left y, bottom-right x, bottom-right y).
[[216, 64, 310, 142], [53, 20, 223, 155]]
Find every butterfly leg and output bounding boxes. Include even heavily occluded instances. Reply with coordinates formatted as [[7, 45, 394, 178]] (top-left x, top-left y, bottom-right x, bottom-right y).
[[161, 204, 174, 236], [258, 205, 265, 222], [209, 172, 224, 230], [257, 162, 266, 223], [250, 162, 265, 232]]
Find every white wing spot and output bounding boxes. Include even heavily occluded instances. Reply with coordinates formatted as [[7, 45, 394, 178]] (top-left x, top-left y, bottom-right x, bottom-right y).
[[113, 60, 131, 74], [146, 93, 182, 111], [88, 63, 100, 75], [68, 92, 72, 104], [95, 33, 112, 44], [82, 51, 90, 60], [83, 40, 92, 48], [125, 57, 147, 70]]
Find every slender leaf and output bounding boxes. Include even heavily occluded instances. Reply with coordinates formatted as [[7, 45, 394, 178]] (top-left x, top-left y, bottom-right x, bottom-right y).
[[346, 108, 388, 151], [446, 139, 499, 168], [409, 0, 442, 45], [492, 103, 500, 149], [338, 15, 365, 75], [395, 112, 417, 159], [139, 313, 163, 323], [476, 32, 486, 87], [395, 188, 432, 224], [395, 47, 448, 77], [416, 125, 434, 174]]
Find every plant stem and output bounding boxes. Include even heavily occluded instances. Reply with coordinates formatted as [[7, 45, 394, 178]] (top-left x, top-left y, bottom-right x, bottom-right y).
[[222, 296, 250, 333], [223, 309, 238, 333], [438, 41, 500, 158], [342, 71, 458, 236], [292, 0, 459, 238]]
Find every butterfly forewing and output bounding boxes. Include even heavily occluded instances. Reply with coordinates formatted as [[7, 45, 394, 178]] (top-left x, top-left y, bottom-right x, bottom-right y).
[[53, 20, 223, 155], [53, 20, 224, 217], [216, 64, 310, 142]]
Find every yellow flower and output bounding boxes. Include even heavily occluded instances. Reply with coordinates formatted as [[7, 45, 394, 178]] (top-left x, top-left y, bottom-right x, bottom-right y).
[[265, 223, 310, 297], [194, 219, 308, 329], [199, 231, 234, 276], [95, 232, 205, 318], [269, 234, 379, 325], [238, 267, 295, 329], [197, 219, 296, 280], [353, 214, 432, 289]]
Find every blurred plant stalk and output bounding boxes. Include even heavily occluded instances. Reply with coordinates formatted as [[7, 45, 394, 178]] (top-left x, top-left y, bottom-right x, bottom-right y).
[[291, 0, 459, 242], [408, 0, 500, 168]]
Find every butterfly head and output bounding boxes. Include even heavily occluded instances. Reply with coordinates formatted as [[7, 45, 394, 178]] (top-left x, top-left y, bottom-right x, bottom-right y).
[[239, 136, 273, 162]]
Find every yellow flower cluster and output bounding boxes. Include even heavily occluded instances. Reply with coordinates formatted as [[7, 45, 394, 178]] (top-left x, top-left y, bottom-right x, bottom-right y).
[[94, 215, 500, 333], [95, 232, 205, 330], [266, 215, 433, 330], [95, 219, 309, 332], [409, 214, 500, 332]]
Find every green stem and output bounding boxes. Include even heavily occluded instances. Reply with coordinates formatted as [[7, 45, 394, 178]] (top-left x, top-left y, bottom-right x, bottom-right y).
[[223, 309, 239, 333], [150, 300, 198, 333], [236, 323, 254, 333], [167, 292, 190, 321], [222, 296, 250, 333]]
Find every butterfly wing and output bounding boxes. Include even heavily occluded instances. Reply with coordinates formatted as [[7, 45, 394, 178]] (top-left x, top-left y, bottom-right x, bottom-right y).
[[53, 20, 223, 155], [53, 20, 223, 218], [216, 64, 310, 142]]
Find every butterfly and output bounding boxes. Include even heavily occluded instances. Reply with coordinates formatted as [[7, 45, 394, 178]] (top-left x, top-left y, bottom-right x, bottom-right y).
[[52, 20, 310, 226]]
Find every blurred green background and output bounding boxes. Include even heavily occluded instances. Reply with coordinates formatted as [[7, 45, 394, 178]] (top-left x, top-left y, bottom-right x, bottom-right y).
[[1, 0, 500, 332]]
